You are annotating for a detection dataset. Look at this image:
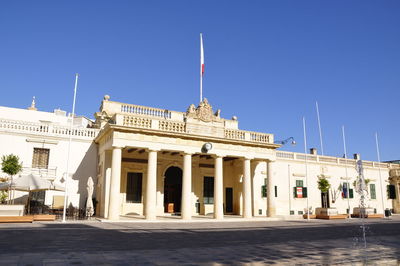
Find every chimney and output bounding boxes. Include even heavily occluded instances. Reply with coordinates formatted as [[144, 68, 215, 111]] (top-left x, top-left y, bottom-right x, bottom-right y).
[[310, 148, 317, 155], [353, 153, 360, 160]]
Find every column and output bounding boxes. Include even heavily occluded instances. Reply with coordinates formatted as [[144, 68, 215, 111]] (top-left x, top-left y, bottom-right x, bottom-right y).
[[108, 147, 122, 220], [181, 153, 192, 220], [267, 160, 276, 217], [243, 158, 252, 218], [214, 156, 224, 219], [145, 150, 158, 220]]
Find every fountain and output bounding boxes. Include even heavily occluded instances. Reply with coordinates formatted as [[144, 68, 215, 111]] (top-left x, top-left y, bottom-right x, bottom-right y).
[[355, 159, 368, 248]]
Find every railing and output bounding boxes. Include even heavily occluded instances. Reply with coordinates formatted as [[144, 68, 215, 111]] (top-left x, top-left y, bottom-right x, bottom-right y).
[[249, 132, 270, 143], [276, 150, 391, 169], [225, 129, 245, 140], [20, 166, 57, 180], [121, 103, 172, 119], [158, 121, 186, 133], [276, 151, 295, 159], [122, 116, 152, 129], [52, 125, 98, 138], [0, 118, 99, 139], [0, 119, 49, 133]]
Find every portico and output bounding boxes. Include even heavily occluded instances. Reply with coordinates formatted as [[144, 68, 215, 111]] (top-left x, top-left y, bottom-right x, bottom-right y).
[[94, 96, 279, 220]]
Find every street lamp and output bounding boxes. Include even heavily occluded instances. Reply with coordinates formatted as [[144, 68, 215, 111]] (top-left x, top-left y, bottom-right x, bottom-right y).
[[275, 137, 296, 146]]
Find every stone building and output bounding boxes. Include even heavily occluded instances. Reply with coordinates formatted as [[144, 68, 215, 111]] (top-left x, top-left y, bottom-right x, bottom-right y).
[[0, 95, 399, 220]]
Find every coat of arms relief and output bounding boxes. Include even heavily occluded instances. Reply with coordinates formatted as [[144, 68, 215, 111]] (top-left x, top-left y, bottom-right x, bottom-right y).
[[186, 98, 221, 122]]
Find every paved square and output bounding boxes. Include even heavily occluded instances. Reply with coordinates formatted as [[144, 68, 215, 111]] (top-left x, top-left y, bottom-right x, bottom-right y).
[[0, 216, 399, 265]]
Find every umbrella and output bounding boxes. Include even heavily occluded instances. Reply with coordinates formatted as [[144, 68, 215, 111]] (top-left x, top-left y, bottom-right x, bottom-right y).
[[86, 176, 94, 217], [0, 174, 65, 192]]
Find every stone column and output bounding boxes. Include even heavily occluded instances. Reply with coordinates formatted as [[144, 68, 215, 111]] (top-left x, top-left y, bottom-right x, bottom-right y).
[[267, 160, 276, 217], [145, 150, 158, 220], [181, 153, 192, 220], [214, 156, 224, 219], [243, 158, 252, 218], [108, 147, 122, 220]]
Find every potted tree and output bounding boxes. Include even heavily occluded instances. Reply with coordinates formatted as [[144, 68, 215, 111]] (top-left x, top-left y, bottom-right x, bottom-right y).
[[0, 154, 24, 216], [315, 176, 339, 217]]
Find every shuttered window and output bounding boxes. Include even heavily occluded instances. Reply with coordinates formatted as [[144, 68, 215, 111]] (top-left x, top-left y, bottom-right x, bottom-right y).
[[126, 172, 142, 203], [32, 148, 50, 168], [370, 184, 376, 199], [294, 180, 307, 198]]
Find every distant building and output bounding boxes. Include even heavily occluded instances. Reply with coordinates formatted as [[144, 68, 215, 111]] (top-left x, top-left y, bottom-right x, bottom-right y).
[[1, 95, 399, 219]]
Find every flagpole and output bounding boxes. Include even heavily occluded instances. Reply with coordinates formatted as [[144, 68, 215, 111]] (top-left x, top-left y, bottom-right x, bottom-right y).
[[342, 126, 351, 219], [375, 132, 385, 216], [316, 101, 324, 155], [62, 73, 79, 223], [303, 117, 310, 221], [200, 33, 203, 103]]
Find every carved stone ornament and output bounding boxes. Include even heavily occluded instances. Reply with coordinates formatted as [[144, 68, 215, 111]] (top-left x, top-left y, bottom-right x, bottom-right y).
[[186, 98, 221, 122], [196, 98, 214, 122]]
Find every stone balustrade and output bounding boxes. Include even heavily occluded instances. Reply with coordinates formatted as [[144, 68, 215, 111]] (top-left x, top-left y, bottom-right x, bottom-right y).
[[115, 114, 274, 144], [277, 150, 392, 169], [0, 118, 99, 139], [20, 166, 57, 180]]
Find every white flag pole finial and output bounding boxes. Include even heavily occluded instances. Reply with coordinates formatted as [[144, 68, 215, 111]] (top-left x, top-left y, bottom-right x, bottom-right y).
[[200, 33, 204, 103]]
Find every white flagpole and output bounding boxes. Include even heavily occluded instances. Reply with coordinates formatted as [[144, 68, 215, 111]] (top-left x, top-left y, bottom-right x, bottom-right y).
[[303, 117, 310, 220], [62, 73, 79, 223], [342, 126, 351, 219], [200, 33, 204, 103], [375, 132, 385, 216], [316, 101, 324, 155]]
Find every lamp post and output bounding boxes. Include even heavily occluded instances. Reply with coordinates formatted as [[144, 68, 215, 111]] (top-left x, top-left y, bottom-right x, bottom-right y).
[[275, 137, 296, 216], [275, 137, 296, 146]]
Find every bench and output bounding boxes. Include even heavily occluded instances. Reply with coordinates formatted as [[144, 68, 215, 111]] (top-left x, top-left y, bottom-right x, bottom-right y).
[[0, 216, 34, 223]]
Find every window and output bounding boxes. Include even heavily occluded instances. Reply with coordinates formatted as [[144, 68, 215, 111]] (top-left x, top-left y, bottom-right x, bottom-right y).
[[203, 176, 214, 204], [261, 178, 267, 198], [126, 172, 142, 203], [370, 184, 376, 199], [32, 148, 50, 168], [261, 185, 267, 198], [296, 180, 304, 187], [293, 180, 307, 198], [342, 182, 354, 199], [274, 186, 278, 197], [387, 185, 396, 199]]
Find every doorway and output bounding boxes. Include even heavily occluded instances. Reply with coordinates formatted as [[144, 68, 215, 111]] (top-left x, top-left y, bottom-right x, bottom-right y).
[[164, 167, 182, 213], [225, 187, 233, 213]]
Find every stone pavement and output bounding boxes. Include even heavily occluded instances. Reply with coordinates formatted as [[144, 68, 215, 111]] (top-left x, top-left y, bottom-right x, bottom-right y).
[[0, 216, 399, 265]]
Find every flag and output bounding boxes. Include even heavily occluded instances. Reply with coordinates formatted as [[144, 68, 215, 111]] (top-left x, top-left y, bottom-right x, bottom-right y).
[[200, 33, 204, 76]]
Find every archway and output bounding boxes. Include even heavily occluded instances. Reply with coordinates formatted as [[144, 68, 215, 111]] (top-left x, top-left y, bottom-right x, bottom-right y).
[[164, 166, 182, 213]]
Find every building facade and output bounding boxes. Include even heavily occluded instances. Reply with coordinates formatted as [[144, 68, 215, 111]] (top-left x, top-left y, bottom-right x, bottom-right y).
[[1, 96, 399, 220]]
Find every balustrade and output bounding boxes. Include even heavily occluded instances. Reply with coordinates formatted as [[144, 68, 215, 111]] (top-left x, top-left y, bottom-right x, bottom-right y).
[[121, 104, 171, 119], [158, 121, 186, 133], [0, 118, 98, 139]]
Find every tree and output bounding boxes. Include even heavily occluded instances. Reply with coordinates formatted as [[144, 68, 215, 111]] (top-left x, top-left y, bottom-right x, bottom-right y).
[[318, 177, 331, 208], [1, 154, 22, 176], [1, 154, 22, 204]]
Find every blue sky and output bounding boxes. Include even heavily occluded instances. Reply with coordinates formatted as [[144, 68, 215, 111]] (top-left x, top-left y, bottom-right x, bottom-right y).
[[1, 1, 399, 161]]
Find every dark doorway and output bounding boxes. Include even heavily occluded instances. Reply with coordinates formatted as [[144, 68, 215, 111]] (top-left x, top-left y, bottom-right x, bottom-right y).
[[321, 192, 330, 208], [164, 167, 182, 213], [225, 188, 233, 213]]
